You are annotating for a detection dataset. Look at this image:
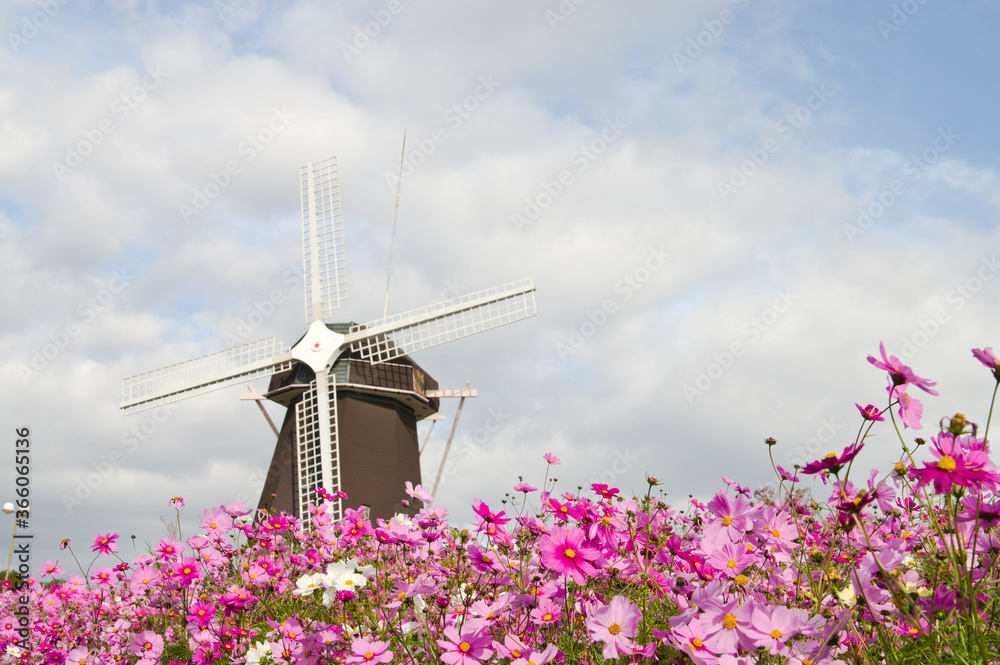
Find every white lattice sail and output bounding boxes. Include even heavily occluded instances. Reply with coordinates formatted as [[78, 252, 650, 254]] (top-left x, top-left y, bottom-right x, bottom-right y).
[[347, 278, 536, 363], [121, 338, 292, 414], [302, 157, 348, 323], [295, 371, 343, 522]]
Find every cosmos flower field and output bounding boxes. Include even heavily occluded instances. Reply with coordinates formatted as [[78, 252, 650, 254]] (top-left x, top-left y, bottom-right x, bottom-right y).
[[4, 344, 1000, 663]]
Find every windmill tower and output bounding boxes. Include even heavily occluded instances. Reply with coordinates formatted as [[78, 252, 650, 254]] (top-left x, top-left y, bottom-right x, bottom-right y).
[[121, 156, 536, 521]]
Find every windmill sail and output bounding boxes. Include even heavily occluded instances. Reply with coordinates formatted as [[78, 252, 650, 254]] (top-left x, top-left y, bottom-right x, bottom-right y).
[[346, 278, 536, 363], [302, 157, 348, 323], [295, 369, 342, 521], [121, 338, 292, 414]]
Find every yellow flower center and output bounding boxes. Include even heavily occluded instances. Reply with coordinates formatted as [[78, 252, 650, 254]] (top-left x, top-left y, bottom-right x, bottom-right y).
[[727, 559, 737, 569], [564, 548, 576, 559], [543, 613, 552, 621], [771, 528, 780, 537], [734, 575, 749, 585], [608, 623, 621, 635], [723, 613, 737, 629], [938, 455, 957, 471], [365, 652, 374, 659], [459, 642, 471, 653], [692, 638, 703, 648], [722, 516, 732, 526], [770, 629, 782, 639]]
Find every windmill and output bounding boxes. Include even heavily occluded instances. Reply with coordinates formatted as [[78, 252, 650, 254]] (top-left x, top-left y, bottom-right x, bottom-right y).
[[121, 156, 536, 521]]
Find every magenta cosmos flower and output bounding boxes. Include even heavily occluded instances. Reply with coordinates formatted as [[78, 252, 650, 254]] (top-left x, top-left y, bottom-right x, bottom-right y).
[[538, 526, 602, 584], [912, 432, 1000, 494], [471, 499, 510, 527], [437, 626, 494, 665], [855, 403, 884, 422], [801, 443, 863, 476], [586, 595, 642, 659], [92, 533, 119, 556], [543, 452, 560, 464], [868, 341, 938, 394]]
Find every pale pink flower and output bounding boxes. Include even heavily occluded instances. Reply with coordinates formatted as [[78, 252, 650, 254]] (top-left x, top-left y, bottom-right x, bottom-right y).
[[586, 595, 642, 659]]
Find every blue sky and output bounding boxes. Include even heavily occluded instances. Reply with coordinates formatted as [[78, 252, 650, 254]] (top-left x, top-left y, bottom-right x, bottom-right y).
[[2, 0, 1000, 572]]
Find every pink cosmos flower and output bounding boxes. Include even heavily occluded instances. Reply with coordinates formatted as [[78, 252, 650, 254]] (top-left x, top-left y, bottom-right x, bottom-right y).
[[39, 560, 65, 577], [973, 347, 1000, 381], [660, 619, 716, 665], [92, 533, 119, 556], [404, 481, 433, 503], [154, 537, 184, 563], [868, 341, 938, 394], [511, 644, 559, 665], [529, 600, 562, 626], [131, 631, 164, 660], [707, 542, 758, 578], [186, 600, 216, 629], [513, 482, 537, 493], [66, 647, 91, 664], [867, 468, 896, 513], [494, 635, 531, 661], [129, 565, 160, 594], [700, 597, 758, 654], [748, 605, 808, 656], [775, 465, 799, 483], [168, 496, 184, 509], [437, 625, 494, 665], [200, 506, 234, 539], [543, 452, 560, 465], [90, 567, 115, 588], [226, 501, 253, 517], [538, 526, 602, 585], [173, 557, 202, 587], [889, 384, 924, 430], [586, 595, 642, 659], [346, 637, 393, 664], [702, 491, 752, 543]]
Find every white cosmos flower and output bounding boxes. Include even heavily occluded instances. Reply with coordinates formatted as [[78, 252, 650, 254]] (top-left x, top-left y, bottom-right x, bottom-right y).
[[245, 640, 273, 665], [292, 573, 320, 596]]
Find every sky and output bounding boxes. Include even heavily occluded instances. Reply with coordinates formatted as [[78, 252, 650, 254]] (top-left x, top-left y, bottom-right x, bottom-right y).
[[3, 0, 1000, 572]]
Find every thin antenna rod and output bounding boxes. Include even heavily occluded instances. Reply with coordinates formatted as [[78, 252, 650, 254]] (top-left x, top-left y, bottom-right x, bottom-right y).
[[383, 132, 406, 318]]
